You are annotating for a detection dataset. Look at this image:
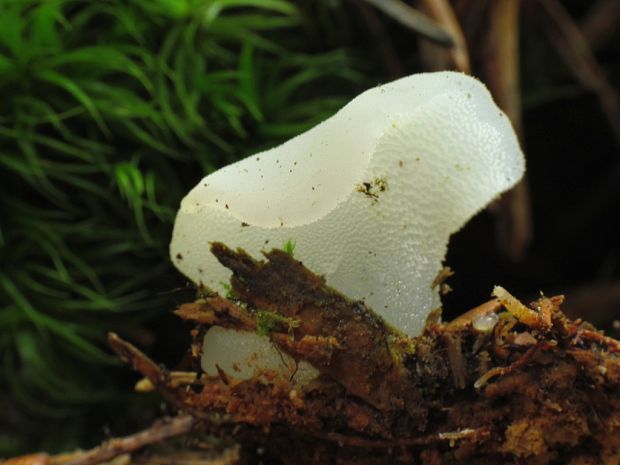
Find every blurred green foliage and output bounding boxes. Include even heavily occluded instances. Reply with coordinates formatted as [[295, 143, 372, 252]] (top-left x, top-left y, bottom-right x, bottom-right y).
[[0, 0, 359, 454]]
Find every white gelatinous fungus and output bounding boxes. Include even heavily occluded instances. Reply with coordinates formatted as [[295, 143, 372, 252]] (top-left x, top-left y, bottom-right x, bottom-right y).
[[170, 71, 525, 380], [201, 327, 318, 385]]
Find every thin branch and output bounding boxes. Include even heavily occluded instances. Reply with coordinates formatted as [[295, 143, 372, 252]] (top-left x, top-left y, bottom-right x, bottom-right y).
[[107, 333, 190, 412], [361, 0, 455, 46], [356, 1, 405, 77], [418, 0, 471, 73], [135, 371, 200, 393], [447, 299, 501, 331], [538, 0, 620, 149], [52, 416, 194, 465], [580, 0, 620, 50], [482, 0, 521, 132], [482, 0, 532, 261]]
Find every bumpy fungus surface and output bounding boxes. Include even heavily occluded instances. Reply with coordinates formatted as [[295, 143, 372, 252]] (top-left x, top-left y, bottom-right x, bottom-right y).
[[170, 71, 525, 379]]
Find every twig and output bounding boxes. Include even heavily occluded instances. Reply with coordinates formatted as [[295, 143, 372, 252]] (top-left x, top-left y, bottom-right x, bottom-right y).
[[482, 0, 532, 261], [447, 299, 501, 331], [356, 1, 404, 77], [482, 0, 521, 133], [136, 371, 200, 393], [107, 333, 190, 411], [174, 297, 257, 331], [1, 454, 50, 465], [361, 0, 454, 46], [538, 0, 620, 149], [418, 0, 471, 73], [53, 416, 194, 465], [474, 343, 546, 389], [493, 286, 551, 331], [577, 329, 620, 353], [580, 0, 620, 50]]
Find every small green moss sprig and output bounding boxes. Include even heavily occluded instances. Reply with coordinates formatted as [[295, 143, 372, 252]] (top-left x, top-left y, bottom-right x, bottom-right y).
[[256, 310, 300, 337], [219, 281, 238, 300], [283, 238, 296, 257]]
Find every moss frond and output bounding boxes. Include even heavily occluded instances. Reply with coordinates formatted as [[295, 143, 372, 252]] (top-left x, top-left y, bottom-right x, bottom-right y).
[[0, 0, 360, 455]]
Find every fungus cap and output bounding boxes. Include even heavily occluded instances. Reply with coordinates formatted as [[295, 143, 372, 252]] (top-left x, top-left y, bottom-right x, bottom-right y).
[[170, 71, 525, 379]]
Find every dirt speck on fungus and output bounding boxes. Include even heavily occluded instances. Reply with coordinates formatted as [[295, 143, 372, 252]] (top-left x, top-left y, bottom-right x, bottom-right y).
[[356, 176, 389, 204]]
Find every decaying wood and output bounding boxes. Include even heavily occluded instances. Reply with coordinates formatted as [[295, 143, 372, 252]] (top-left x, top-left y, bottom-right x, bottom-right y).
[[135, 372, 200, 393], [176, 296, 257, 331], [493, 286, 552, 331], [11, 244, 620, 465], [59, 416, 194, 465], [209, 243, 420, 413], [2, 418, 194, 465], [446, 299, 501, 331], [107, 333, 191, 412], [143, 244, 620, 464]]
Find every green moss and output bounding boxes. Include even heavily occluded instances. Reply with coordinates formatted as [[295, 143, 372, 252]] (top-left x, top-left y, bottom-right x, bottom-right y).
[[0, 0, 360, 455], [220, 281, 238, 300], [283, 238, 296, 257], [256, 310, 300, 337]]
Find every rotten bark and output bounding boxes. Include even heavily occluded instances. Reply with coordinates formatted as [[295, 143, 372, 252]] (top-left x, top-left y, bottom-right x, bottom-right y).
[[171, 244, 619, 464], [60, 416, 194, 465], [2, 417, 194, 465], [209, 243, 420, 413], [10, 245, 620, 465]]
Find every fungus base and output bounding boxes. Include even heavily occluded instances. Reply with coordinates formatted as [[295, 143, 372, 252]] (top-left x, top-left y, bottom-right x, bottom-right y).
[[109, 244, 620, 465]]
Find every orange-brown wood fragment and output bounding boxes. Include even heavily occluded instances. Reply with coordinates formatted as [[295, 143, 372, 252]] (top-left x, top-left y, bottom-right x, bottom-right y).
[[175, 297, 256, 331], [209, 242, 420, 413], [99, 246, 620, 465]]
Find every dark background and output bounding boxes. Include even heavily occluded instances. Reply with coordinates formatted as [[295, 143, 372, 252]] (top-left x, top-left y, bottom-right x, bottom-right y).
[[0, 0, 618, 456]]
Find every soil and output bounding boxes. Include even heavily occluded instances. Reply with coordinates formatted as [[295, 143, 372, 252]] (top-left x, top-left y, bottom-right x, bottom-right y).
[[108, 244, 620, 465]]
